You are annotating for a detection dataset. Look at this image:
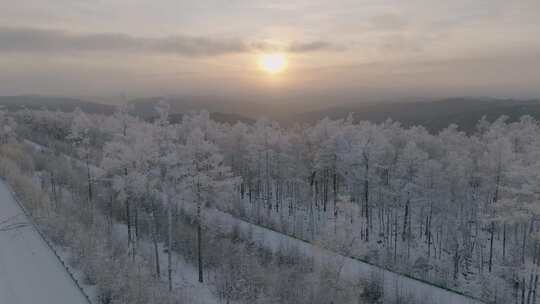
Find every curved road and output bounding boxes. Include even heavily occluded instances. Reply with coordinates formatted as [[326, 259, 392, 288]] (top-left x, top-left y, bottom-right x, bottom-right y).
[[0, 182, 89, 304]]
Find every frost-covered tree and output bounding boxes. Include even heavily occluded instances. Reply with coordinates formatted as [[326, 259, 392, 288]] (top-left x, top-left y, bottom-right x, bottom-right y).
[[18, 103, 540, 303], [181, 126, 237, 283], [0, 110, 17, 144], [151, 101, 182, 291], [101, 104, 150, 258], [67, 107, 96, 212]]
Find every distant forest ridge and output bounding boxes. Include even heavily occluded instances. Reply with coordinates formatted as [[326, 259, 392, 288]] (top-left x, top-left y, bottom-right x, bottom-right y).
[[1, 95, 539, 133]]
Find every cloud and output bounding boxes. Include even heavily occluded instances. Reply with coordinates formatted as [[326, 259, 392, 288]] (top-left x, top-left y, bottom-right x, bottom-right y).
[[369, 13, 408, 31], [287, 41, 340, 53], [0, 27, 248, 57], [377, 34, 424, 54], [0, 27, 340, 56], [150, 36, 248, 56]]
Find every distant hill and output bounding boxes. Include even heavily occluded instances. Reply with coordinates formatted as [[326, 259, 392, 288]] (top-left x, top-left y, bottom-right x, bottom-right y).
[[128, 95, 266, 118], [128, 95, 256, 125], [291, 98, 540, 133], [127, 96, 540, 131], [0, 95, 115, 114], [3, 95, 540, 132], [0, 95, 255, 125], [167, 112, 254, 125]]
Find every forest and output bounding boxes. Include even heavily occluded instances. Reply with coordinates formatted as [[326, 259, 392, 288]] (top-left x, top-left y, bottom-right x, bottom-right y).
[[0, 103, 537, 304]]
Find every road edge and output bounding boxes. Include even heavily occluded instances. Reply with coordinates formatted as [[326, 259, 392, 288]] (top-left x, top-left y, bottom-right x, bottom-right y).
[[1, 179, 93, 304]]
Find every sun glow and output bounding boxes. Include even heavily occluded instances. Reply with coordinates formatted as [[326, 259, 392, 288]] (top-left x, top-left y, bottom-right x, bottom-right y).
[[258, 53, 287, 74]]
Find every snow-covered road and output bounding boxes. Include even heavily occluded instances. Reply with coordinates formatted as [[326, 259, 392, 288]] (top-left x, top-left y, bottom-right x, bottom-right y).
[[0, 181, 89, 304]]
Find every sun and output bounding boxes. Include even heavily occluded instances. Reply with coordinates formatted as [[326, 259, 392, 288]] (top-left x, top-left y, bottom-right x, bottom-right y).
[[258, 53, 287, 74]]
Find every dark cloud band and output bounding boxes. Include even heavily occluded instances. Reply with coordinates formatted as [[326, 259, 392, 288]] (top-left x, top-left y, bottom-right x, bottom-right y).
[[0, 27, 338, 56], [287, 41, 338, 53]]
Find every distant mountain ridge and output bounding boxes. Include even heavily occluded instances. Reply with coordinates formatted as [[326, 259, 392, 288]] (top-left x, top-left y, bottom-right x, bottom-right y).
[[128, 95, 266, 119], [0, 95, 116, 114], [1, 95, 540, 132], [292, 97, 540, 132], [0, 95, 255, 125]]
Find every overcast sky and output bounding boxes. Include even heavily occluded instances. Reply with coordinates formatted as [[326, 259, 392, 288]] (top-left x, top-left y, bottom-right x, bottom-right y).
[[0, 0, 539, 101]]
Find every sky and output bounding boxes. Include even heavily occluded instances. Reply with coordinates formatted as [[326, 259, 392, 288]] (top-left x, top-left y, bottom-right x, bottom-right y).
[[0, 0, 539, 102]]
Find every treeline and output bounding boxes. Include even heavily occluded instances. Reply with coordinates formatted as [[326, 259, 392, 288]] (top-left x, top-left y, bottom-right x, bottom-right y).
[[5, 107, 392, 304], [11, 103, 540, 303]]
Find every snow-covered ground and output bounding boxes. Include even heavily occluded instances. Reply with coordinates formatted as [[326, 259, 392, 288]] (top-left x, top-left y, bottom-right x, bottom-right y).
[[203, 206, 485, 304], [0, 181, 90, 304]]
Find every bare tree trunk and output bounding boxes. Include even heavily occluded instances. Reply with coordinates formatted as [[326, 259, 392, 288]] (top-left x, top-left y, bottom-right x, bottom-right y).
[[167, 195, 173, 291], [522, 277, 526, 304], [427, 202, 433, 258], [50, 171, 58, 210], [132, 203, 137, 260], [333, 171, 338, 218], [523, 222, 528, 265], [85, 153, 93, 224], [489, 221, 494, 272], [198, 215, 203, 283], [364, 162, 369, 242], [108, 193, 113, 234], [439, 225, 443, 260], [394, 211, 398, 264], [310, 171, 316, 241], [493, 167, 501, 204], [527, 274, 534, 304], [124, 166, 131, 252], [323, 169, 327, 212], [151, 208, 161, 279], [86, 154, 92, 204], [532, 274, 538, 304], [402, 198, 409, 241], [126, 197, 131, 250], [453, 243, 460, 281], [503, 221, 507, 262], [197, 181, 204, 283]]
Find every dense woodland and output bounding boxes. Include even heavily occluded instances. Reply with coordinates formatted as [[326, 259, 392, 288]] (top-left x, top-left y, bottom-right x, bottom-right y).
[[2, 103, 540, 303]]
